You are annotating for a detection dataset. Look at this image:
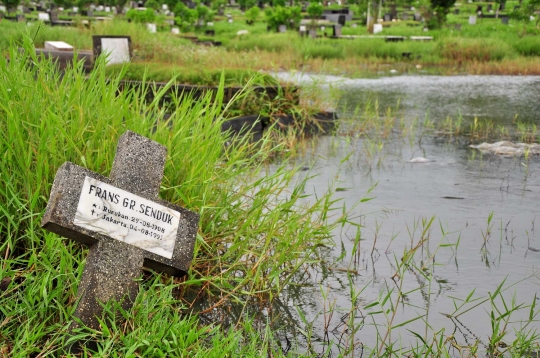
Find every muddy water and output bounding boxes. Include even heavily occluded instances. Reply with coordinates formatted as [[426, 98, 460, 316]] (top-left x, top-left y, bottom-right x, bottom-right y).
[[273, 74, 540, 354]]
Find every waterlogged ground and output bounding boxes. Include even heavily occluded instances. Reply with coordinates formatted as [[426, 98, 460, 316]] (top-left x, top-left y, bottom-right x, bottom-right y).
[[270, 74, 540, 355]]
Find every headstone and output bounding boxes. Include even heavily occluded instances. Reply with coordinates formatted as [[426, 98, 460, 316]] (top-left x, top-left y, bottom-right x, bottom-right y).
[[105, 6, 111, 12], [501, 16, 509, 24], [44, 41, 74, 51], [73, 6, 79, 12], [338, 14, 346, 25], [384, 13, 391, 22], [487, 4, 492, 12], [112, 7, 117, 14], [278, 24, 287, 32], [499, 3, 505, 10], [23, 7, 31, 13], [162, 4, 168, 10], [228, 18, 233, 23], [166, 19, 174, 25], [93, 35, 131, 65], [42, 131, 199, 332], [171, 27, 180, 34], [50, 10, 59, 22], [309, 28, 317, 38], [147, 23, 157, 33], [97, 5, 104, 11], [87, 10, 93, 16], [129, 1, 137, 8], [207, 21, 213, 26], [16, 14, 25, 22], [332, 23, 342, 37], [402, 13, 409, 20], [469, 15, 476, 25], [351, 23, 357, 28], [453, 8, 459, 14], [38, 12, 50, 21], [373, 23, 383, 33], [17, 5, 23, 11]]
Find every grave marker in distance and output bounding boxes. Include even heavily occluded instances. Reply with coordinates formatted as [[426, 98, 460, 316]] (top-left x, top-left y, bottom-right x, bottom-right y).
[[42, 131, 199, 331]]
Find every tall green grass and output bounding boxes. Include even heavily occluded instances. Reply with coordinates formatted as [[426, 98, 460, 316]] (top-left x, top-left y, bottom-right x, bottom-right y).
[[0, 37, 348, 355]]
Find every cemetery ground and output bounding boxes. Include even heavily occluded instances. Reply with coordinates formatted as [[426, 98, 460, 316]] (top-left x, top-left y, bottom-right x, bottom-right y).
[[1, 0, 540, 79], [1, 3, 540, 358], [1, 40, 540, 356]]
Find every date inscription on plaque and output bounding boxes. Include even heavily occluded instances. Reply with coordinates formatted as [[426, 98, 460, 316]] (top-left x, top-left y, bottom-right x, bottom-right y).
[[73, 176, 180, 259]]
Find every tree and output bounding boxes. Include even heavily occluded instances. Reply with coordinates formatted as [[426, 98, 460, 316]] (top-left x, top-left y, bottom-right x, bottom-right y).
[[306, 2, 323, 21], [144, 0, 160, 10], [1, 0, 21, 12], [126, 8, 156, 22], [428, 0, 456, 28]]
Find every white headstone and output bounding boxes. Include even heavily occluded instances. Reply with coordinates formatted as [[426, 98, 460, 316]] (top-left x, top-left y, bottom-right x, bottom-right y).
[[352, 23, 357, 28], [73, 6, 79, 12], [105, 6, 111, 12], [171, 27, 180, 34], [531, 16, 535, 21], [147, 23, 157, 33], [97, 5, 104, 11], [469, 15, 476, 24], [162, 4, 168, 10], [207, 21, 213, 26], [112, 7, 117, 14], [58, 7, 64, 11], [299, 25, 306, 31], [279, 24, 287, 32], [17, 5, 24, 11], [44, 41, 74, 51], [101, 38, 131, 65], [0, 5, 6, 12], [38, 12, 50, 21], [373, 23, 383, 33], [228, 18, 233, 23], [236, 29, 248, 35]]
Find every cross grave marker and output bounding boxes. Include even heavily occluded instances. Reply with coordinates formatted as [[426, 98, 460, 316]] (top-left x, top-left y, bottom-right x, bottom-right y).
[[42, 131, 199, 331]]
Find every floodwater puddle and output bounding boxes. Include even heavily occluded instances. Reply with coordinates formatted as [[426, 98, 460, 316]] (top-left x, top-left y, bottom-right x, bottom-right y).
[[269, 73, 540, 355]]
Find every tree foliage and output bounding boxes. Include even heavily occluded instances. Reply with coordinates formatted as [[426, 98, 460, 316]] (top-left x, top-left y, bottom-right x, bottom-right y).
[[306, 2, 323, 20], [245, 5, 260, 24], [265, 5, 301, 31], [428, 0, 456, 28], [126, 8, 156, 22]]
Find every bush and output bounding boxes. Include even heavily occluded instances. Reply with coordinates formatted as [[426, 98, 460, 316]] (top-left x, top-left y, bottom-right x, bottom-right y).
[[245, 6, 260, 24], [126, 8, 156, 23], [265, 6, 302, 31]]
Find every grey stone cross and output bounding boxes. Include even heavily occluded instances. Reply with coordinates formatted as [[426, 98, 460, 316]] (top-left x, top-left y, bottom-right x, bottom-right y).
[[42, 131, 199, 330]]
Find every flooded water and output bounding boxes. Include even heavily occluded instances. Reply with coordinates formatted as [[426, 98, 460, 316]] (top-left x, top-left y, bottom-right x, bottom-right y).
[[272, 74, 540, 355]]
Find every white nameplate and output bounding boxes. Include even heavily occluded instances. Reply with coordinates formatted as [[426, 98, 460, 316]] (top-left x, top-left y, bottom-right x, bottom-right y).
[[73, 176, 179, 259]]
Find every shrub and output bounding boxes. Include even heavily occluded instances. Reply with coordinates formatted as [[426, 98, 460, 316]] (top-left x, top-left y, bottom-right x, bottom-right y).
[[245, 6, 260, 24], [126, 8, 156, 23]]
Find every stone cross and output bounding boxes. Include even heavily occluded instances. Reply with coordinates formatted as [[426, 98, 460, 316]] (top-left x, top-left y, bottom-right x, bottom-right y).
[[42, 131, 199, 331]]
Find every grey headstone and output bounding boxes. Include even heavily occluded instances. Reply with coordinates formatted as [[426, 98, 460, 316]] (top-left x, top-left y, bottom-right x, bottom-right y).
[[501, 16, 509, 24], [278, 24, 287, 32], [333, 23, 342, 37], [42, 131, 199, 332], [469, 15, 476, 24], [384, 13, 391, 22]]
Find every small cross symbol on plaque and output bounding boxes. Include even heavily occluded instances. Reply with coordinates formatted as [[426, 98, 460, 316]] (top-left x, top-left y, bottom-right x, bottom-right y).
[[42, 131, 199, 331]]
